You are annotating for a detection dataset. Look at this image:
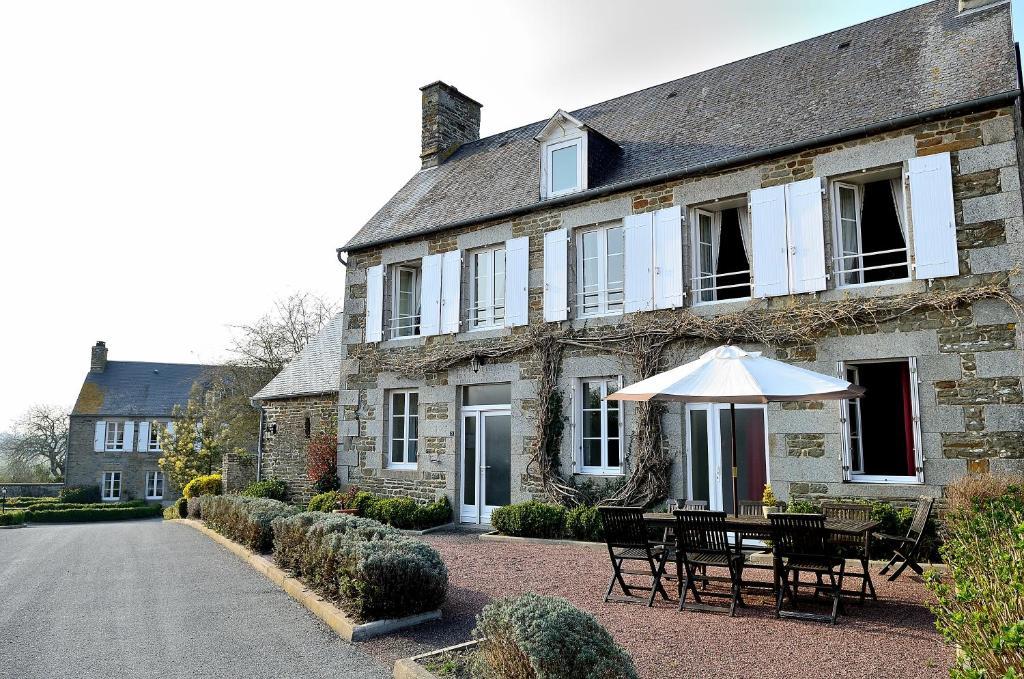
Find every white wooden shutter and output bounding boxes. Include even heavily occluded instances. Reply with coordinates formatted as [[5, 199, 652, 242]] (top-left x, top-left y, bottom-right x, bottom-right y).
[[836, 361, 853, 482], [94, 421, 106, 452], [419, 254, 443, 336], [165, 421, 175, 438], [653, 205, 684, 309], [785, 177, 827, 294], [909, 152, 959, 280], [137, 421, 150, 453], [440, 250, 461, 334], [504, 236, 530, 327], [364, 264, 384, 343], [749, 185, 790, 298], [543, 229, 568, 322], [908, 356, 925, 483], [123, 421, 135, 452], [623, 212, 654, 313]]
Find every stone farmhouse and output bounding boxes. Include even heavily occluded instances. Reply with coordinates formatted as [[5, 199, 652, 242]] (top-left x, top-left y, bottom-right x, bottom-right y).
[[326, 0, 1023, 524], [67, 341, 218, 502]]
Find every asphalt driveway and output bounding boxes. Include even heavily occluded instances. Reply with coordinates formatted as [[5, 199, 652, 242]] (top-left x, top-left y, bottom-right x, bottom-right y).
[[0, 519, 389, 679]]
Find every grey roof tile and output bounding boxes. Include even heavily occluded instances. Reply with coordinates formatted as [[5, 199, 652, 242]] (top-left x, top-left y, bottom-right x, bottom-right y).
[[343, 0, 1017, 251], [252, 313, 345, 401], [72, 362, 216, 417]]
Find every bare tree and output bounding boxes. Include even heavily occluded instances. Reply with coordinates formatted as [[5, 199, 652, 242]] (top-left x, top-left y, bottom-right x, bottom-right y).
[[228, 292, 339, 373], [1, 405, 69, 479]]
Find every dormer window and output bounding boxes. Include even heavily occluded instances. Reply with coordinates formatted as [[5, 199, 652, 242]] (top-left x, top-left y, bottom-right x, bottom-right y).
[[547, 137, 583, 196], [537, 109, 609, 200]]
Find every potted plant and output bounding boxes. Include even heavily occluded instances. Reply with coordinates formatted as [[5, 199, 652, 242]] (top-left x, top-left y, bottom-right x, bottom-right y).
[[333, 485, 361, 515], [761, 484, 778, 518]]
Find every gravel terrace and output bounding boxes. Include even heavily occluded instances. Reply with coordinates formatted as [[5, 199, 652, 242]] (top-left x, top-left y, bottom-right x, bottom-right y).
[[362, 529, 950, 679]]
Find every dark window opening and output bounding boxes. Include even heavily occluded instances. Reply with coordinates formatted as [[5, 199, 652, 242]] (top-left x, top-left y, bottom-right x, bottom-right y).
[[835, 178, 909, 286], [715, 208, 751, 300], [304, 416, 311, 439], [860, 181, 909, 283], [847, 361, 916, 477]]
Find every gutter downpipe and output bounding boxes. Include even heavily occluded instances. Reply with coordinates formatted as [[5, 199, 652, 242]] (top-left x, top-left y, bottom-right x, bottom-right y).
[[340, 90, 1020, 254], [256, 407, 264, 483]]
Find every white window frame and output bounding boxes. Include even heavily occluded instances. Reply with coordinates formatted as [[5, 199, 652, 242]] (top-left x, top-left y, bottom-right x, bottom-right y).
[[830, 176, 910, 289], [576, 223, 625, 318], [148, 421, 164, 452], [390, 265, 421, 338], [102, 471, 121, 501], [575, 377, 624, 476], [838, 357, 923, 484], [469, 245, 506, 330], [145, 470, 164, 500], [690, 206, 752, 305], [388, 389, 419, 469], [545, 137, 584, 198], [104, 421, 125, 452]]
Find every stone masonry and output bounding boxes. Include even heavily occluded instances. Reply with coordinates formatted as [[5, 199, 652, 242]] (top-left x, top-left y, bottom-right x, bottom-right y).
[[258, 394, 338, 504]]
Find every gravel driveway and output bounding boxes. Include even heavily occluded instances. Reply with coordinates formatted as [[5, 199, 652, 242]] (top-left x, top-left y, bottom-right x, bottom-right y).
[[0, 520, 388, 679]]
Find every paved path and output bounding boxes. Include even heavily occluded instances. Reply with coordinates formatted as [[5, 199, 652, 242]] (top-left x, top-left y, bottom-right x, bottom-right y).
[[0, 520, 389, 679]]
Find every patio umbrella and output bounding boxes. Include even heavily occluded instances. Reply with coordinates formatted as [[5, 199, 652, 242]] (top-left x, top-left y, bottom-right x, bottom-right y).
[[606, 345, 864, 515]]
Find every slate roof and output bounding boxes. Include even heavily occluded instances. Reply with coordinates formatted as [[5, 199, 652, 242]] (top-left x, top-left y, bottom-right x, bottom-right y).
[[343, 0, 1018, 252], [72, 362, 215, 418], [252, 313, 345, 401]]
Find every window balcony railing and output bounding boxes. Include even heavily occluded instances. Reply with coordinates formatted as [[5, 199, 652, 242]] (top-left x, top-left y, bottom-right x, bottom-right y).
[[832, 247, 909, 282], [386, 314, 421, 339], [467, 303, 506, 330], [577, 286, 624, 316], [691, 269, 751, 302]]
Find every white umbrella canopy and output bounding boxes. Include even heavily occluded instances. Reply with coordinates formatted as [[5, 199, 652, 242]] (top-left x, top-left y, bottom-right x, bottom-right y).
[[607, 345, 864, 404]]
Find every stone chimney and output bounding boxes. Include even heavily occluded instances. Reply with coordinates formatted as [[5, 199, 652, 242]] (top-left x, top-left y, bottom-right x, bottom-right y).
[[90, 340, 108, 373], [420, 81, 482, 168]]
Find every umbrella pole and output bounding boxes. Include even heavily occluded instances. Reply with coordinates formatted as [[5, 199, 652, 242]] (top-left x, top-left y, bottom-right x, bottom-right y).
[[730, 403, 739, 517]]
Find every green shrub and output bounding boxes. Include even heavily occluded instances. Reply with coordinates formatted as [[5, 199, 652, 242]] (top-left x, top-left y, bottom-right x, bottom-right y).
[[350, 491, 450, 529], [337, 537, 449, 621], [474, 593, 638, 679], [0, 511, 26, 526], [927, 482, 1024, 677], [491, 501, 566, 539], [308, 491, 340, 513], [5, 496, 58, 508], [241, 478, 288, 501], [271, 511, 330, 573], [366, 497, 418, 528], [6, 499, 146, 512], [350, 490, 379, 516], [26, 504, 162, 523], [162, 504, 179, 520], [564, 505, 603, 542], [187, 496, 204, 519], [172, 497, 188, 518], [299, 515, 401, 595], [60, 485, 101, 504], [201, 495, 300, 552], [413, 496, 451, 529], [182, 474, 222, 499], [785, 499, 821, 514]]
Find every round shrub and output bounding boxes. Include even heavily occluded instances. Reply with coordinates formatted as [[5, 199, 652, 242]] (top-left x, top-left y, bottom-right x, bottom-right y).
[[337, 537, 449, 621], [491, 501, 566, 539], [564, 505, 603, 542], [271, 511, 330, 573], [350, 491, 379, 516], [182, 474, 222, 499], [308, 491, 340, 513], [174, 496, 188, 518], [186, 496, 205, 519], [475, 593, 638, 679], [413, 496, 452, 529], [366, 497, 418, 528], [60, 485, 101, 504], [241, 478, 288, 501]]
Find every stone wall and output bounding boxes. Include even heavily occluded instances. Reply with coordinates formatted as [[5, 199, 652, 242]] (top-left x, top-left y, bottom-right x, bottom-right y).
[[65, 416, 178, 501], [221, 451, 256, 494], [337, 105, 1024, 517], [0, 483, 63, 498], [257, 394, 338, 505]]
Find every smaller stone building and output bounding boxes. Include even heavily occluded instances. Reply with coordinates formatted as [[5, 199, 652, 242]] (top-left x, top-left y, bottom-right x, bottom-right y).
[[250, 314, 344, 504], [67, 341, 218, 502]]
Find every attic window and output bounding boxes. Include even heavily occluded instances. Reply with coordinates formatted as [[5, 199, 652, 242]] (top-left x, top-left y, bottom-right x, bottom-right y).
[[546, 138, 582, 196]]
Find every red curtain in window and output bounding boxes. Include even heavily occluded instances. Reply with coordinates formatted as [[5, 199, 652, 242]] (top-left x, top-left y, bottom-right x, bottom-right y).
[[899, 363, 915, 476], [743, 411, 767, 501]]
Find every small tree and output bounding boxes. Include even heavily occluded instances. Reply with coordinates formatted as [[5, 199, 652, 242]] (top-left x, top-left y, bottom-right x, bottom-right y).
[[0, 404, 69, 480], [307, 433, 339, 493], [157, 396, 222, 492]]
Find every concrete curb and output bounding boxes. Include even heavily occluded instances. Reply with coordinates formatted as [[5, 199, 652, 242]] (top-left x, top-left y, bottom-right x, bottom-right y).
[[393, 640, 481, 679], [173, 519, 442, 641], [479, 531, 605, 550], [400, 522, 456, 536]]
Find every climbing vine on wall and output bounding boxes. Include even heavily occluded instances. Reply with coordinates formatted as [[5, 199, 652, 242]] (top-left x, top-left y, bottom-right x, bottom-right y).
[[363, 275, 1021, 507]]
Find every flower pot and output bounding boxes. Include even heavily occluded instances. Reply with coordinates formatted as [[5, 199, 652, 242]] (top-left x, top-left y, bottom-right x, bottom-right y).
[[762, 506, 774, 518]]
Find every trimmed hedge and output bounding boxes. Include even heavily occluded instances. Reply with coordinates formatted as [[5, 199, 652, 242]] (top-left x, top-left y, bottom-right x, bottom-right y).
[[4, 496, 58, 509], [270, 512, 448, 621], [308, 491, 340, 513], [241, 478, 288, 501], [475, 593, 638, 679], [491, 501, 566, 539], [60, 485, 101, 504], [200, 495, 300, 552], [26, 504, 162, 523], [182, 474, 222, 499], [16, 499, 148, 512], [565, 505, 603, 542], [0, 510, 26, 526], [353, 492, 451, 530]]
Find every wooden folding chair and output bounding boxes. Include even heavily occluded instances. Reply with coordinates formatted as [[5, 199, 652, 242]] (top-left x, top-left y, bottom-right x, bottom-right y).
[[874, 496, 934, 582], [733, 500, 785, 589], [770, 513, 846, 625], [674, 510, 745, 616], [821, 501, 876, 602], [598, 507, 670, 606]]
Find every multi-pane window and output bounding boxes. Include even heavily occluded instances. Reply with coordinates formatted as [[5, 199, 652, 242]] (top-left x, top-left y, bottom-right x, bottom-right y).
[[547, 138, 581, 196], [578, 224, 624, 316], [470, 246, 506, 329], [832, 173, 909, 286], [104, 422, 125, 452], [389, 390, 419, 468], [391, 265, 421, 338], [692, 206, 751, 303], [148, 421, 164, 452], [145, 471, 164, 499], [102, 471, 121, 501], [578, 378, 622, 475]]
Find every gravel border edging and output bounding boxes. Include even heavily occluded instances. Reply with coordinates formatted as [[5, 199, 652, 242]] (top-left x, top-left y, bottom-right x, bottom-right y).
[[393, 640, 481, 679], [399, 522, 456, 536], [173, 519, 442, 641], [479, 531, 605, 550]]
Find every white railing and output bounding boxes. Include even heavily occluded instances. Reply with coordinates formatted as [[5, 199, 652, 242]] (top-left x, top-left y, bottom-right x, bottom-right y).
[[577, 286, 624, 315], [467, 303, 506, 330], [386, 314, 421, 339], [833, 247, 909, 281], [691, 269, 751, 301]]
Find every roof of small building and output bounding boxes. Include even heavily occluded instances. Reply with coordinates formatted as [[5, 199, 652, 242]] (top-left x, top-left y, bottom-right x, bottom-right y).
[[71, 361, 216, 418], [343, 0, 1017, 252], [252, 313, 345, 401]]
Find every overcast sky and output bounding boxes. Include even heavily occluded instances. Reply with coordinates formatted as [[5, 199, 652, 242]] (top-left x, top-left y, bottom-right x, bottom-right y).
[[0, 0, 1019, 430]]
